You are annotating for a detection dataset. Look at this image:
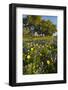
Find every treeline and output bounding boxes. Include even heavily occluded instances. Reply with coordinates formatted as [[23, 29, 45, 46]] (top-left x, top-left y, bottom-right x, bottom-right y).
[[23, 15, 57, 36]]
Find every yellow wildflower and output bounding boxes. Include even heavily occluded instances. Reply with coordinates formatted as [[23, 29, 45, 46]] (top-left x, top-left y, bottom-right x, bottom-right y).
[[36, 44, 38, 46], [46, 45, 48, 47], [31, 47, 34, 51], [27, 55, 30, 59], [47, 60, 50, 65], [40, 53, 42, 56]]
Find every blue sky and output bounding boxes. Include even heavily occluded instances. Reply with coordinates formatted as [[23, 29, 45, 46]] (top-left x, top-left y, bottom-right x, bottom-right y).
[[23, 15, 57, 26], [42, 16, 57, 26]]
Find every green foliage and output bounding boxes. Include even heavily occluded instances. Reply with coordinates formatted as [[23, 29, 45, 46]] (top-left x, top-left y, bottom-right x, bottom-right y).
[[23, 36, 57, 75], [41, 20, 57, 35], [23, 27, 30, 35], [23, 15, 57, 36], [28, 15, 41, 25]]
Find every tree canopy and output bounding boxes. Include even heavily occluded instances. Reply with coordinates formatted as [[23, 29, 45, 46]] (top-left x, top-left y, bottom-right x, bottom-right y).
[[23, 15, 57, 36]]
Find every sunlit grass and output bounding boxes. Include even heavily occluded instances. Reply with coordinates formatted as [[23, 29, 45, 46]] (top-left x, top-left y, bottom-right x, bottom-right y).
[[23, 35, 54, 41]]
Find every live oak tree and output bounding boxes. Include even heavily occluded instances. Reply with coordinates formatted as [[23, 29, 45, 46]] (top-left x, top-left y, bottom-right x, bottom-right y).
[[23, 15, 57, 36], [41, 20, 57, 36]]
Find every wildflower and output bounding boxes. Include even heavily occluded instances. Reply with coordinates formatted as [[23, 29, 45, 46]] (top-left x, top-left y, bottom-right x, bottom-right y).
[[42, 45, 44, 48], [36, 44, 38, 46], [50, 46, 51, 49], [27, 43, 30, 46], [38, 46, 40, 48], [27, 55, 30, 59], [46, 45, 48, 47], [40, 53, 42, 56], [47, 60, 50, 65], [31, 47, 34, 51], [28, 49, 29, 52]]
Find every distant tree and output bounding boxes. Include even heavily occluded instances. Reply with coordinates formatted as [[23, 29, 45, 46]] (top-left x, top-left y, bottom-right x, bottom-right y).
[[41, 20, 57, 36], [28, 15, 41, 25], [23, 15, 57, 36], [26, 15, 42, 35]]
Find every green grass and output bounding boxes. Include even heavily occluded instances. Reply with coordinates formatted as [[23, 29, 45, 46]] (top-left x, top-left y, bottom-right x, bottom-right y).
[[23, 35, 54, 42]]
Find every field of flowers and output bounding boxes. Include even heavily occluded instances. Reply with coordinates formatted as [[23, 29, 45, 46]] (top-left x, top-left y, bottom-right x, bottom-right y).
[[23, 36, 57, 75]]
